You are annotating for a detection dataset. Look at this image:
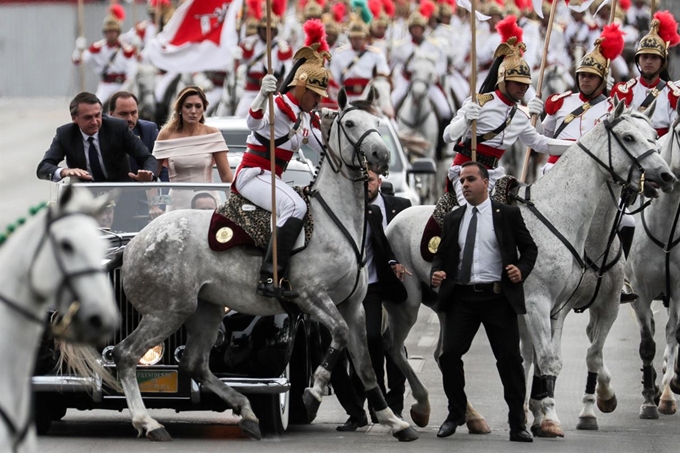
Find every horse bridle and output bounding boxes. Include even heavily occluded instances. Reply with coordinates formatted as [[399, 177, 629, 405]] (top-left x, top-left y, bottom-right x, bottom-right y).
[[399, 78, 432, 130], [0, 207, 106, 452]]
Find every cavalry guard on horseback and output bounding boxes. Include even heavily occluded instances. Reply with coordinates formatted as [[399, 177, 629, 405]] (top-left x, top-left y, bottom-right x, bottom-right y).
[[233, 23, 330, 300], [72, 5, 137, 107], [329, 20, 390, 104], [442, 15, 571, 204], [611, 10, 680, 137], [235, 0, 293, 118]]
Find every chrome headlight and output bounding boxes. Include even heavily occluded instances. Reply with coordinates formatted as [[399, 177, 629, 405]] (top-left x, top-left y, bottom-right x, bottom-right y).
[[139, 344, 164, 366]]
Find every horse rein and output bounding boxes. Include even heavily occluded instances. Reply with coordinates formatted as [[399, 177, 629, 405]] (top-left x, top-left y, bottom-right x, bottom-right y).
[[398, 78, 432, 130]]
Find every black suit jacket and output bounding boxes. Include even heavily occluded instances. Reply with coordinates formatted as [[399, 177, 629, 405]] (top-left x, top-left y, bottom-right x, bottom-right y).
[[431, 200, 537, 315], [36, 115, 158, 182], [382, 193, 412, 224], [131, 119, 169, 182]]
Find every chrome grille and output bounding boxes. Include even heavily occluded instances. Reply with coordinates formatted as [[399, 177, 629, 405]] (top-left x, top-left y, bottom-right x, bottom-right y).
[[109, 268, 186, 365]]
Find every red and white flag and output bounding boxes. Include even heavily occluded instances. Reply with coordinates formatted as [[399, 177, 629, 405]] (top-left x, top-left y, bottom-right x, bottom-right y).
[[143, 0, 243, 72]]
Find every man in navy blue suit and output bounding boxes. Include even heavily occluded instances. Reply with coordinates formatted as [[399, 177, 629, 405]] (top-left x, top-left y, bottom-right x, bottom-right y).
[[108, 91, 169, 182]]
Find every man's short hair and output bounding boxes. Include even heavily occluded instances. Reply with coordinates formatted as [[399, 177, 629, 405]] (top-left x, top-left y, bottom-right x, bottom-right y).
[[109, 91, 139, 114], [461, 161, 490, 180], [191, 192, 217, 209], [69, 92, 101, 117]]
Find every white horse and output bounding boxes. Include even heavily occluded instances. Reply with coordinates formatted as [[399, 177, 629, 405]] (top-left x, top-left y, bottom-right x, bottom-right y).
[[368, 74, 395, 119], [383, 103, 676, 435], [627, 108, 680, 420], [111, 88, 419, 442], [533, 64, 575, 104], [124, 63, 157, 121], [0, 186, 119, 453], [396, 56, 442, 204]]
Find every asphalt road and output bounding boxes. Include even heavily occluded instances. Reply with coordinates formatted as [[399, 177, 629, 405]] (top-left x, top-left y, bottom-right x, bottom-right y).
[[2, 98, 677, 452]]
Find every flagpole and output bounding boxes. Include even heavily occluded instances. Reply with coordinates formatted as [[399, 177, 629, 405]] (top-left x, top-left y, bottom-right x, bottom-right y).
[[155, 0, 162, 32], [470, 0, 478, 162], [265, 0, 279, 293], [650, 0, 656, 15], [609, 0, 618, 24], [77, 0, 85, 92], [519, 0, 558, 183]]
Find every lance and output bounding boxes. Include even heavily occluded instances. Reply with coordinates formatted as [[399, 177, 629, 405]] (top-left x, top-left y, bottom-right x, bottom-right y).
[[77, 0, 85, 91], [651, 0, 656, 15], [519, 0, 559, 183], [265, 0, 280, 293], [155, 0, 162, 32], [609, 0, 618, 23], [470, 0, 479, 161]]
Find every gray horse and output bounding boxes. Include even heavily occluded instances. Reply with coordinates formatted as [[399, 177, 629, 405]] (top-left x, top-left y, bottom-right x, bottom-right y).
[[383, 103, 677, 436], [114, 88, 419, 442]]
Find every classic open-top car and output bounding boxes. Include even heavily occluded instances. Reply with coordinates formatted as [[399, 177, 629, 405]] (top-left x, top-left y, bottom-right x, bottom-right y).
[[33, 150, 324, 437]]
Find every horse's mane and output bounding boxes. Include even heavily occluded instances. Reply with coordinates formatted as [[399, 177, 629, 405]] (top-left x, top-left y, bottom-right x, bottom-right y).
[[348, 99, 379, 116]]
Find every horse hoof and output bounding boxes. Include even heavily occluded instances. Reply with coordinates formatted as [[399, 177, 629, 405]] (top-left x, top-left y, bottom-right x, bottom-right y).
[[410, 407, 429, 428], [302, 388, 321, 423], [576, 416, 598, 430], [639, 404, 660, 419], [392, 426, 419, 442], [658, 398, 677, 415], [146, 427, 172, 442], [239, 419, 262, 440], [466, 418, 491, 434], [597, 394, 618, 413], [538, 420, 564, 438]]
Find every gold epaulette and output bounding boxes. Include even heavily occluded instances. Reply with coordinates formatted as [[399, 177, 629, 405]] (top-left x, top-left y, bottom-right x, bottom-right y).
[[667, 81, 680, 97], [549, 91, 572, 103], [616, 78, 637, 94], [477, 93, 494, 107]]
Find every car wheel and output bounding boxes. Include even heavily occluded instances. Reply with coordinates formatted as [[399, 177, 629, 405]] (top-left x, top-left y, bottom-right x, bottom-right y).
[[249, 364, 290, 436], [289, 330, 313, 425], [34, 397, 53, 435]]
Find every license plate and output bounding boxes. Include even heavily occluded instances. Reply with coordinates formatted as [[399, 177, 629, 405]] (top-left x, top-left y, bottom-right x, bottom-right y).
[[136, 370, 178, 393]]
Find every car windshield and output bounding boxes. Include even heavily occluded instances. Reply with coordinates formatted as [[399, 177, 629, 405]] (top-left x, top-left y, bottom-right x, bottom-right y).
[[58, 183, 230, 236]]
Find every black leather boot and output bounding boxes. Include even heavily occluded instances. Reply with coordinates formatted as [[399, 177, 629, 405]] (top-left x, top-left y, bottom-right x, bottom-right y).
[[257, 217, 304, 300], [618, 226, 638, 303]]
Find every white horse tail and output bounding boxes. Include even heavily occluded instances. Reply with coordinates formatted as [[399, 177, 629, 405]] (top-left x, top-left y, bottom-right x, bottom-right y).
[[53, 335, 122, 393]]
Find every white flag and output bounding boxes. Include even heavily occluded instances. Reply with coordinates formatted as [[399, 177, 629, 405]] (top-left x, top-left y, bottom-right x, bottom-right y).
[[457, 0, 492, 21]]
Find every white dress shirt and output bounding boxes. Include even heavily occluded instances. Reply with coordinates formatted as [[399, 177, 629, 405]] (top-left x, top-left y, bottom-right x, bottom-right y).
[[457, 198, 502, 284]]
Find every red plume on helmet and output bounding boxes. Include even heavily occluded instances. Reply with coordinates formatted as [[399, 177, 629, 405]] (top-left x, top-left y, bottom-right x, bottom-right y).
[[598, 23, 625, 60], [369, 0, 382, 18], [304, 18, 330, 52], [272, 0, 287, 17], [619, 0, 631, 10], [496, 15, 524, 46], [110, 4, 126, 21], [653, 10, 680, 48], [382, 0, 396, 17], [419, 0, 437, 19], [247, 0, 263, 20], [331, 2, 347, 22]]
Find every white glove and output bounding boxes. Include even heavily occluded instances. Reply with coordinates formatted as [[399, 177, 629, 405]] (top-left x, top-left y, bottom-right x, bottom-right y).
[[528, 97, 544, 116], [71, 48, 82, 63], [464, 103, 481, 122], [231, 46, 244, 61], [545, 138, 573, 156], [250, 74, 278, 112], [75, 36, 87, 51]]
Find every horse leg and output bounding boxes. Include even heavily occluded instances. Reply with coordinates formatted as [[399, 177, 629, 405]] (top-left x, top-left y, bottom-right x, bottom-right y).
[[518, 316, 536, 427], [658, 302, 679, 414], [383, 283, 431, 428], [113, 312, 189, 440], [180, 300, 261, 439], [523, 302, 564, 437], [341, 296, 417, 441], [632, 298, 661, 419]]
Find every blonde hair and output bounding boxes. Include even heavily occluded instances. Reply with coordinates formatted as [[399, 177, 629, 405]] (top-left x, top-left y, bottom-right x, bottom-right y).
[[163, 86, 209, 133]]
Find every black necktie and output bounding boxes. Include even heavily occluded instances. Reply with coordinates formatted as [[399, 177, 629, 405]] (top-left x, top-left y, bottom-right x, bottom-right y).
[[459, 207, 478, 284], [87, 136, 106, 182]]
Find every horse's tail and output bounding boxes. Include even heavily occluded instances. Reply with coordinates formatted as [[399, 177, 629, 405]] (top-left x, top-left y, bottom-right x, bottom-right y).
[[54, 339, 122, 393], [105, 248, 124, 272]]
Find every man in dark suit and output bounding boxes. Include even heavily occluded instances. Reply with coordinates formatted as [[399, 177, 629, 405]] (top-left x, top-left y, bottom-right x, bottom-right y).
[[334, 171, 412, 431], [108, 90, 169, 182], [431, 161, 537, 443], [36, 91, 158, 183]]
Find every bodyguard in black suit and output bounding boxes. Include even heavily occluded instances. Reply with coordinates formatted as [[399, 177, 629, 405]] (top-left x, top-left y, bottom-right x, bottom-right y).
[[431, 161, 537, 443], [36, 92, 158, 183], [334, 171, 412, 431]]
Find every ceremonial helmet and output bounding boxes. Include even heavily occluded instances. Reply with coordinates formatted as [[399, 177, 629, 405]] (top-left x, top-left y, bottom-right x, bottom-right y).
[[438, 0, 455, 18], [147, 0, 174, 24], [348, 20, 370, 38], [323, 2, 346, 37], [102, 4, 125, 33], [303, 0, 325, 20], [483, 1, 504, 17], [288, 20, 332, 98], [635, 11, 680, 72], [577, 24, 625, 93], [494, 16, 531, 86], [257, 0, 286, 28]]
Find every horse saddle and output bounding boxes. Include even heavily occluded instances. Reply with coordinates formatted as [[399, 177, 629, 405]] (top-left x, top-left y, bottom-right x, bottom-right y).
[[419, 176, 523, 262], [208, 187, 314, 253]]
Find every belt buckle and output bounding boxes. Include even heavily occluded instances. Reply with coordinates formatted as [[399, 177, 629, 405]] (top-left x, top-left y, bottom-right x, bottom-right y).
[[493, 282, 501, 294], [472, 284, 483, 293]]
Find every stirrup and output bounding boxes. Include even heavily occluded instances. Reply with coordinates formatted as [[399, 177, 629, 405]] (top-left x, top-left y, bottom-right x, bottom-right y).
[[620, 280, 638, 304], [256, 277, 299, 300]]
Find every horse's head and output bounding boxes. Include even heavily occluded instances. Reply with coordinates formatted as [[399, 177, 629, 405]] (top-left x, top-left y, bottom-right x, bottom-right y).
[[332, 87, 390, 175], [662, 102, 680, 181], [591, 99, 677, 195], [369, 75, 395, 119], [410, 57, 437, 103], [34, 186, 120, 344]]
